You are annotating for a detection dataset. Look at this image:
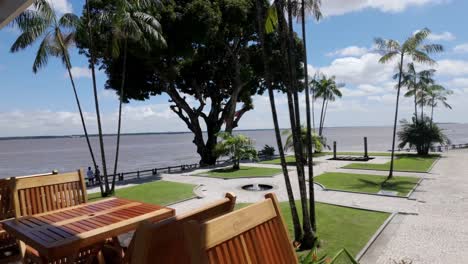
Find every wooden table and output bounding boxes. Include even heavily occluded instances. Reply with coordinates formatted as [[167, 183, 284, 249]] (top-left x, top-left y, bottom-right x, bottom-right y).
[[2, 197, 175, 260]]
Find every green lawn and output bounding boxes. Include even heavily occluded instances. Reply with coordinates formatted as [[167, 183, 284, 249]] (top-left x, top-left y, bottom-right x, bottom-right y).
[[237, 201, 390, 258], [261, 152, 395, 165], [315, 172, 420, 196], [343, 154, 439, 172], [88, 180, 196, 205], [198, 166, 282, 179]]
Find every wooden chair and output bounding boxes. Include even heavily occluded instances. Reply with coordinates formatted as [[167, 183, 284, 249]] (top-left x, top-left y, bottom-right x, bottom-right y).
[[183, 193, 298, 264], [0, 178, 18, 262], [127, 193, 237, 264], [0, 173, 53, 262], [11, 169, 104, 264]]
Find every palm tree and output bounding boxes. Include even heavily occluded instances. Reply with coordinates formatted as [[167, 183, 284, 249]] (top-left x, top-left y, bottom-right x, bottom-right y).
[[10, 0, 102, 193], [214, 133, 257, 170], [297, 0, 321, 232], [426, 85, 453, 126], [256, 0, 302, 241], [96, 0, 165, 193], [311, 74, 344, 137], [400, 63, 434, 122], [375, 28, 443, 180], [84, 0, 110, 196], [283, 126, 323, 160]]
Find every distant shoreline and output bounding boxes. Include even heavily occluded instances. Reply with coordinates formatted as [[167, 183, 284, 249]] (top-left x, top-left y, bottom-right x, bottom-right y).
[[0, 123, 463, 141]]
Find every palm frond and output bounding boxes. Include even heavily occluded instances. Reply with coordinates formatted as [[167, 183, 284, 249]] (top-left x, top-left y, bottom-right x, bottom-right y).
[[422, 44, 444, 54], [32, 33, 52, 73], [59, 13, 80, 29], [265, 6, 278, 34], [411, 50, 435, 65], [378, 51, 399, 63]]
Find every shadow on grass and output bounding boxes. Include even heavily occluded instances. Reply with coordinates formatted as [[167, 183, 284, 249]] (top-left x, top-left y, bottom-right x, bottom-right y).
[[210, 167, 239, 173], [343, 178, 418, 195]]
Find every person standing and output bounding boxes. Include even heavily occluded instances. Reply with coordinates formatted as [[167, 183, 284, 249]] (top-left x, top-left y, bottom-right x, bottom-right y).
[[86, 166, 95, 185]]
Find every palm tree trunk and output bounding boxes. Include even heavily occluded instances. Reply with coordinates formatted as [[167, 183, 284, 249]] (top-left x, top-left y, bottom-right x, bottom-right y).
[[286, 0, 315, 249], [255, 0, 302, 241], [86, 0, 110, 195], [421, 102, 424, 121], [111, 39, 128, 193], [300, 0, 316, 231], [319, 98, 326, 136], [430, 98, 435, 127], [414, 92, 418, 123], [387, 53, 405, 181], [322, 99, 329, 132], [56, 32, 104, 195]]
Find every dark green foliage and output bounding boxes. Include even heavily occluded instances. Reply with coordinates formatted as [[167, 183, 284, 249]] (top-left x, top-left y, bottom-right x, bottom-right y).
[[77, 0, 304, 166], [259, 145, 276, 157], [398, 117, 450, 155]]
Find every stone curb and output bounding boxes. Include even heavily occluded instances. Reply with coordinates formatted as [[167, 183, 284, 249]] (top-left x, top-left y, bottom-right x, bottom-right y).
[[356, 212, 398, 261], [339, 167, 430, 174], [406, 177, 424, 199], [164, 184, 204, 206]]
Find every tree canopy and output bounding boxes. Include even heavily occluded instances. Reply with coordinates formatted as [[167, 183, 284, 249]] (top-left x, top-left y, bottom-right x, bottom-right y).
[[77, 0, 304, 165]]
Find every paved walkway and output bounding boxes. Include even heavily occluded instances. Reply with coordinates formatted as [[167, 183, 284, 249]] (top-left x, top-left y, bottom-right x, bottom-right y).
[[109, 150, 467, 263], [360, 149, 468, 263], [163, 155, 419, 215]]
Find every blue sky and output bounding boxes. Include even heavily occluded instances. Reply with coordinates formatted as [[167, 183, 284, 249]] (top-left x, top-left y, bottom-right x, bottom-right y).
[[1, 0, 468, 137]]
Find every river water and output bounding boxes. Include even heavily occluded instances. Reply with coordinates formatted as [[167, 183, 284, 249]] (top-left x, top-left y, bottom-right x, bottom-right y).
[[1, 124, 467, 178]]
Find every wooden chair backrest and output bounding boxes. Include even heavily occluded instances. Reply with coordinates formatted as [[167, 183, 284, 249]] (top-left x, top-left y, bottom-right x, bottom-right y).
[[184, 193, 298, 264], [129, 193, 237, 264], [11, 169, 87, 217], [0, 179, 14, 220], [0, 172, 53, 220]]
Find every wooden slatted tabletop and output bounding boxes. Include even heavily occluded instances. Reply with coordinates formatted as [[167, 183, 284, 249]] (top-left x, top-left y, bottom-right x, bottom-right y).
[[2, 197, 175, 259]]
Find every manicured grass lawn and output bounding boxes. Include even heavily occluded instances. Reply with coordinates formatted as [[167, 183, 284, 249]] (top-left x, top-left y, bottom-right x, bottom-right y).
[[237, 201, 390, 258], [261, 152, 396, 165], [315, 172, 420, 196], [88, 180, 196, 205], [343, 154, 439, 172], [199, 166, 282, 179]]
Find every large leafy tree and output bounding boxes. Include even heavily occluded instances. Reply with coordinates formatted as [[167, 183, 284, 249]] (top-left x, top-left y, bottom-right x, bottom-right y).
[[10, 0, 102, 192], [77, 0, 303, 167], [375, 28, 443, 181]]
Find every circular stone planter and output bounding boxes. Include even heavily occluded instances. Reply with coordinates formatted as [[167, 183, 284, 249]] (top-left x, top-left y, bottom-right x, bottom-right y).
[[241, 184, 274, 192]]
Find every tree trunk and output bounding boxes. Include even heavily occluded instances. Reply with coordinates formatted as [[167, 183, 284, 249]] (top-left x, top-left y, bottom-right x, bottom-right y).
[[414, 91, 418, 123], [111, 40, 128, 194], [255, 0, 302, 241], [387, 53, 405, 182], [86, 0, 110, 196], [300, 0, 316, 232], [430, 99, 435, 128], [319, 98, 326, 136], [322, 99, 329, 133], [285, 0, 315, 249]]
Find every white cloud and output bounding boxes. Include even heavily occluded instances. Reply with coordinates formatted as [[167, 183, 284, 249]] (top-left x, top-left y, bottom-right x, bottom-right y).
[[47, 0, 72, 14], [321, 0, 444, 16], [68, 67, 91, 79], [445, 78, 468, 89], [327, 46, 369, 57], [427, 31, 455, 41], [453, 44, 468, 53], [435, 60, 468, 76], [318, 53, 395, 85]]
